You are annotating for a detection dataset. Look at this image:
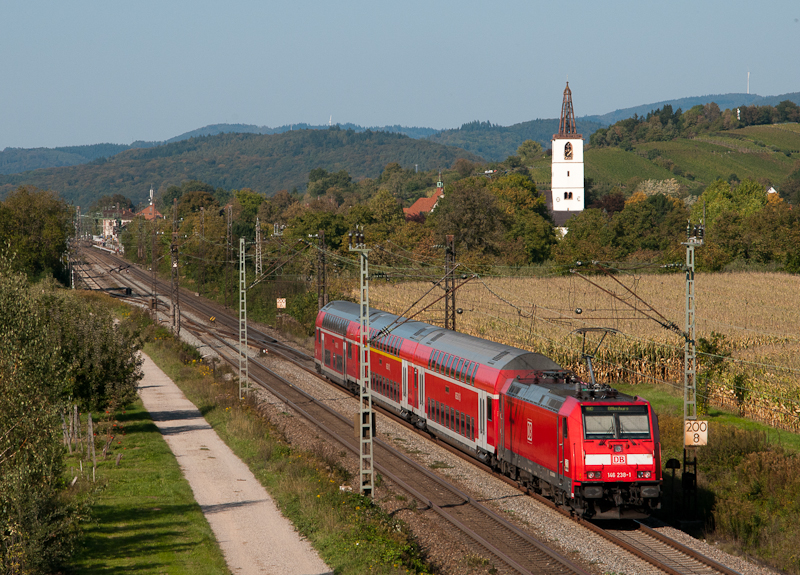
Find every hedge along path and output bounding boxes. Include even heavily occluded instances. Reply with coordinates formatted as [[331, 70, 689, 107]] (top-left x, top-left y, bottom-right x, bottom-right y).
[[137, 353, 332, 575]]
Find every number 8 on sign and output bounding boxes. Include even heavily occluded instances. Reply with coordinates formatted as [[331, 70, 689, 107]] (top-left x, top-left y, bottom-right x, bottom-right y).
[[684, 420, 708, 446]]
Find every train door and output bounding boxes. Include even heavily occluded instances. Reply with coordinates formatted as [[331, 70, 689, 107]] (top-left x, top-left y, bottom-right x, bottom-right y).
[[401, 360, 408, 409], [342, 340, 347, 384], [419, 371, 425, 414], [557, 416, 568, 486], [406, 365, 419, 410]]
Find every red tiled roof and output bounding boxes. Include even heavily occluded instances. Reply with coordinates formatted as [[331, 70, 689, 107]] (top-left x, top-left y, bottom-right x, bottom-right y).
[[403, 188, 443, 219]]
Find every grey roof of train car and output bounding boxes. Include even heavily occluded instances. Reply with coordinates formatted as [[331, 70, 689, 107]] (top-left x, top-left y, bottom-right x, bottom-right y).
[[323, 301, 562, 373]]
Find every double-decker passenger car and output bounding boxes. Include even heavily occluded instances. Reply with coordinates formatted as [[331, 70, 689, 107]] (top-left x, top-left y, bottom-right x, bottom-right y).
[[315, 300, 661, 518]]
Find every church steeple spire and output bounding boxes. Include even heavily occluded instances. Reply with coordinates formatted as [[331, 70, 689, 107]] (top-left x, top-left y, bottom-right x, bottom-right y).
[[556, 82, 581, 139]]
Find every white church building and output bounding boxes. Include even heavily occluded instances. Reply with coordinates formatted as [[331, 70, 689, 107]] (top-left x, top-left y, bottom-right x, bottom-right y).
[[545, 82, 585, 229]]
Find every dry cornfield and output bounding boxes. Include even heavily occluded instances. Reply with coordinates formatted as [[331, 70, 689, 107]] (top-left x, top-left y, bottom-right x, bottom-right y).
[[368, 271, 800, 431]]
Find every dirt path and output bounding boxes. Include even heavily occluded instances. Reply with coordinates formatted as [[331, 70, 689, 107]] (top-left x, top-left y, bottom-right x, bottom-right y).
[[137, 353, 332, 575]]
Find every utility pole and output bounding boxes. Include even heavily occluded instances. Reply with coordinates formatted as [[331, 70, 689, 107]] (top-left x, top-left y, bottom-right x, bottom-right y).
[[200, 206, 205, 289], [255, 216, 263, 277], [171, 198, 180, 336], [349, 226, 374, 498], [682, 218, 704, 518], [444, 234, 456, 331], [151, 220, 157, 320], [137, 218, 144, 261], [238, 237, 249, 399], [226, 205, 232, 308], [317, 229, 327, 311]]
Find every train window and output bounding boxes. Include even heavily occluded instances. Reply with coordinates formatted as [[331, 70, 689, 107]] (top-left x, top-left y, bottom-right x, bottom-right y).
[[469, 362, 478, 384], [429, 350, 435, 369], [470, 417, 475, 439], [461, 412, 465, 435], [583, 413, 615, 439], [582, 405, 650, 439], [619, 413, 650, 438], [324, 349, 331, 366], [486, 397, 493, 421], [455, 358, 464, 380]]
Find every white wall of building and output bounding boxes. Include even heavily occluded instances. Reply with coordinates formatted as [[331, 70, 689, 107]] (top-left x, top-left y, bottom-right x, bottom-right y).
[[551, 137, 584, 212]]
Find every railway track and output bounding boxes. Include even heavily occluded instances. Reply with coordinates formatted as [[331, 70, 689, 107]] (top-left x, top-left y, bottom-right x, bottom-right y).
[[78, 245, 745, 575]]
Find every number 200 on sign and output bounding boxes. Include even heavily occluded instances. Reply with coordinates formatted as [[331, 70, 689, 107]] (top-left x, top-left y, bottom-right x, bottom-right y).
[[684, 420, 708, 446]]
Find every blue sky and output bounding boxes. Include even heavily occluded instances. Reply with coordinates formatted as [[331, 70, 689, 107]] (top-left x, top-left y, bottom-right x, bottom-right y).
[[1, 0, 798, 149]]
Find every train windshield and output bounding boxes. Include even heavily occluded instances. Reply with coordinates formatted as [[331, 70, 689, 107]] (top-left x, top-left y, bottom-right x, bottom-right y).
[[582, 405, 650, 440]]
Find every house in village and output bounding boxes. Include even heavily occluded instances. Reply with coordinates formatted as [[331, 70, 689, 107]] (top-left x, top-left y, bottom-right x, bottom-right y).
[[403, 179, 444, 222]]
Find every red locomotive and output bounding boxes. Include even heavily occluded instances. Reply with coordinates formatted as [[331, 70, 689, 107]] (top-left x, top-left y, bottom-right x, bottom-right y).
[[315, 301, 661, 519]]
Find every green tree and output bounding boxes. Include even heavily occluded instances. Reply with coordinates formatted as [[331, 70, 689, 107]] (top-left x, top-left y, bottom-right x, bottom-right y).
[[428, 177, 503, 256], [0, 259, 87, 574], [0, 186, 71, 279], [693, 179, 768, 230], [507, 211, 556, 263], [178, 190, 219, 217], [517, 139, 543, 165]]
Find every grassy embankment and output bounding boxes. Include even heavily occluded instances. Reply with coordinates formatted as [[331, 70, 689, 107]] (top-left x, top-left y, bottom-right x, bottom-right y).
[[371, 273, 800, 574], [138, 318, 434, 575]]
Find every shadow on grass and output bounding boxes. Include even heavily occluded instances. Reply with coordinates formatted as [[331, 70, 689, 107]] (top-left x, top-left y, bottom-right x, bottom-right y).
[[74, 503, 213, 573]]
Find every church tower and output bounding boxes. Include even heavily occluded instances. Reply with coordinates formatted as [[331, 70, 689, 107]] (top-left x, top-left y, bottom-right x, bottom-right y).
[[551, 82, 584, 213]]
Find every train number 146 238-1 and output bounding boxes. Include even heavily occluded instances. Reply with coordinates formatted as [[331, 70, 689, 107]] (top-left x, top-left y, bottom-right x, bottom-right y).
[[607, 471, 632, 479]]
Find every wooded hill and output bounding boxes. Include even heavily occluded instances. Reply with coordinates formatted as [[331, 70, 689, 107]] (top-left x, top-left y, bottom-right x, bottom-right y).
[[0, 123, 440, 175], [427, 118, 605, 161], [0, 128, 482, 208]]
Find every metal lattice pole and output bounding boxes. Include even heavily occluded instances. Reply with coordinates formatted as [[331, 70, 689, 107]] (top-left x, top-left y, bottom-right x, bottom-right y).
[[684, 242, 697, 424], [349, 227, 374, 498], [444, 234, 456, 330], [683, 221, 704, 428], [238, 238, 249, 399], [317, 230, 327, 311], [171, 198, 180, 336], [226, 205, 232, 308], [255, 217, 262, 277], [200, 206, 205, 289]]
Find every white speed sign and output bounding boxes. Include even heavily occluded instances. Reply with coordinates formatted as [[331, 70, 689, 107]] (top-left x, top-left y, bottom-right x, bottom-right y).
[[684, 420, 708, 446]]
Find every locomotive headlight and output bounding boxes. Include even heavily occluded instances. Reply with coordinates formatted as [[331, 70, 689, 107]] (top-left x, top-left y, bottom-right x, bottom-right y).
[[637, 470, 652, 479], [614, 445, 623, 453], [587, 471, 601, 479]]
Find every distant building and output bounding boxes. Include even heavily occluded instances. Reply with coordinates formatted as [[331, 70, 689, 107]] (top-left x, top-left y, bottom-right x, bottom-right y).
[[404, 179, 444, 221], [541, 82, 585, 232], [138, 204, 163, 221], [101, 204, 136, 237]]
